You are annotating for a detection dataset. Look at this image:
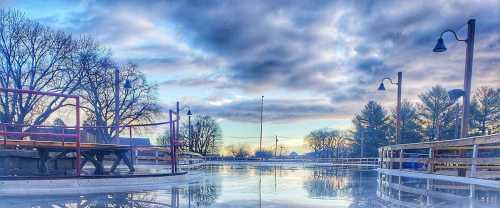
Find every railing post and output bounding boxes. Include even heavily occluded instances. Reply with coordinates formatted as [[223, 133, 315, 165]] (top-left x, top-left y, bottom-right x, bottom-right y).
[[155, 150, 159, 165], [134, 149, 139, 165], [399, 149, 403, 170], [382, 149, 385, 168], [471, 144, 478, 177], [2, 123, 6, 148], [389, 150, 393, 169], [428, 147, 433, 172], [169, 110, 174, 174]]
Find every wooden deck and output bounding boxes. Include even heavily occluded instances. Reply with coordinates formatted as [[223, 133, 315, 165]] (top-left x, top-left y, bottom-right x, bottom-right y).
[[379, 134, 500, 179], [0, 139, 173, 176], [1, 139, 131, 150]]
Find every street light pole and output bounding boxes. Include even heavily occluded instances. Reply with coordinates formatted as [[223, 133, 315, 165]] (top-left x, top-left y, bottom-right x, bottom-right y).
[[187, 108, 192, 151], [433, 19, 476, 138], [462, 19, 475, 138], [360, 128, 364, 158], [378, 72, 403, 144], [396, 72, 402, 144], [114, 68, 120, 144]]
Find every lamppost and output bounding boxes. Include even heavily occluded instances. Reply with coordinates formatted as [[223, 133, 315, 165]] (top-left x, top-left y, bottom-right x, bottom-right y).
[[378, 72, 402, 144], [114, 68, 120, 144], [433, 19, 475, 138], [179, 105, 193, 151], [124, 78, 133, 164], [114, 69, 133, 144], [186, 107, 193, 151]]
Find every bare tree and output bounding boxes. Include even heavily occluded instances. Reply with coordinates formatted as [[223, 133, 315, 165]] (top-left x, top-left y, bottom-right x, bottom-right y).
[[304, 128, 331, 157], [0, 10, 84, 130], [305, 128, 352, 158], [189, 115, 222, 155], [79, 55, 160, 143], [331, 130, 353, 158], [225, 144, 251, 158]]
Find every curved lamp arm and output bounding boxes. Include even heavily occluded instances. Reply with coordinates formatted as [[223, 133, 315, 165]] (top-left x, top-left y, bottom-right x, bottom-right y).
[[180, 105, 192, 116], [180, 105, 191, 111], [381, 77, 398, 85], [440, 29, 467, 42]]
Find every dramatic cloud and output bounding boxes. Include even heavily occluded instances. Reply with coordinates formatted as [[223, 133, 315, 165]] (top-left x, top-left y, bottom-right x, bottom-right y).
[[9, 0, 500, 124], [188, 98, 341, 123]]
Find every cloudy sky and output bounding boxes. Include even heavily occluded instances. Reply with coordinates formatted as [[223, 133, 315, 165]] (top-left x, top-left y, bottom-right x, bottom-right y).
[[2, 0, 500, 153]]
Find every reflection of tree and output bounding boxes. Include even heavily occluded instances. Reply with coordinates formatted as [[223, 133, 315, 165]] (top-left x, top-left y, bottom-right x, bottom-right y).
[[187, 183, 220, 207], [181, 165, 222, 207], [257, 165, 275, 175], [303, 167, 352, 198], [349, 171, 380, 208], [0, 191, 173, 208]]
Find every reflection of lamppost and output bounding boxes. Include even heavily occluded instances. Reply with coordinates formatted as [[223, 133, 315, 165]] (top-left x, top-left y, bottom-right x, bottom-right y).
[[378, 72, 402, 144], [433, 19, 476, 138]]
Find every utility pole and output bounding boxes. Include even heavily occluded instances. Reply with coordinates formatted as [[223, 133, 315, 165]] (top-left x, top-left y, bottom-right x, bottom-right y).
[[114, 68, 120, 144], [274, 136, 278, 157], [259, 96, 264, 152]]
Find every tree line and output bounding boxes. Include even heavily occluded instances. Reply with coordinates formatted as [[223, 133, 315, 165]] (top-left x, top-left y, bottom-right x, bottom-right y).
[[306, 85, 499, 157]]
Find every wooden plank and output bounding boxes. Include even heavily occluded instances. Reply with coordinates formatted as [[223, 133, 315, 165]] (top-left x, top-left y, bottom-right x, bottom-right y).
[[1, 139, 131, 150], [382, 134, 500, 151], [392, 157, 500, 164]]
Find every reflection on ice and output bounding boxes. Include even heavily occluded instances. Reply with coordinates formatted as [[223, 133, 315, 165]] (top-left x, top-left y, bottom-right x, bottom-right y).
[[2, 164, 500, 207], [377, 171, 500, 208]]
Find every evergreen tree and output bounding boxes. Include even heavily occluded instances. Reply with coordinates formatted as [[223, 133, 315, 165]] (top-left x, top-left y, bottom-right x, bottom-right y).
[[389, 100, 423, 144], [418, 85, 456, 140], [470, 87, 500, 135], [352, 101, 389, 157]]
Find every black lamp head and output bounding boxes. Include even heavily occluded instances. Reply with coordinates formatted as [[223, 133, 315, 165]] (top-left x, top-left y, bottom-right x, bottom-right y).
[[433, 37, 447, 52], [378, 83, 386, 91], [187, 109, 192, 116]]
